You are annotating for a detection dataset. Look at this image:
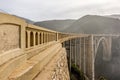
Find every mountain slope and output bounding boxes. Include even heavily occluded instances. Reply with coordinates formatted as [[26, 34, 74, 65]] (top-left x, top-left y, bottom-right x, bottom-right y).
[[34, 19, 76, 31], [107, 14, 120, 19], [64, 15, 120, 34]]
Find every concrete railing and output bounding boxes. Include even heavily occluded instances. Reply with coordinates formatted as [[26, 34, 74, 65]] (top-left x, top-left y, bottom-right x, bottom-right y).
[[0, 12, 84, 80], [0, 12, 79, 65]]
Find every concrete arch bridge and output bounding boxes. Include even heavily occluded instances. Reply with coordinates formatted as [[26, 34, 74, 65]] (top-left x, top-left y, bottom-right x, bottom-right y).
[[0, 13, 119, 80]]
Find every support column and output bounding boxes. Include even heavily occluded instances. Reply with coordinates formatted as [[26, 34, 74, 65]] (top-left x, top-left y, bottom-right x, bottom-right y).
[[106, 37, 112, 61], [33, 32, 36, 46], [86, 35, 95, 80], [71, 39, 74, 62], [81, 37, 85, 74], [79, 38, 82, 70], [41, 32, 43, 44], [56, 32, 58, 41], [83, 37, 86, 74], [73, 39, 75, 64], [44, 32, 46, 43], [27, 31, 30, 48], [76, 38, 80, 67], [69, 39, 72, 71], [38, 32, 40, 45], [75, 39, 77, 65]]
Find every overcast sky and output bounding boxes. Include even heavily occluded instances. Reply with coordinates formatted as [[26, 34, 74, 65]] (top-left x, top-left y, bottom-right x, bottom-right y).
[[0, 0, 120, 21]]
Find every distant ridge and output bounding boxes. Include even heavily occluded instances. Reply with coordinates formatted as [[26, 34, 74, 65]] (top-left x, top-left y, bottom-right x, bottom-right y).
[[106, 14, 120, 19], [34, 19, 76, 31], [64, 15, 120, 34]]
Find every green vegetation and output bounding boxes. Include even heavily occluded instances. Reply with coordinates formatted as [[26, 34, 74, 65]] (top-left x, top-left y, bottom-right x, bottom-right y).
[[70, 64, 85, 80], [98, 76, 107, 80]]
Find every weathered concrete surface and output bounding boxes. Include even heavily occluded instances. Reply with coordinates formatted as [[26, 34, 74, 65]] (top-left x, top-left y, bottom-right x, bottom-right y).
[[0, 24, 19, 53], [26, 41, 57, 59], [0, 54, 27, 80], [34, 48, 70, 80], [9, 42, 68, 80]]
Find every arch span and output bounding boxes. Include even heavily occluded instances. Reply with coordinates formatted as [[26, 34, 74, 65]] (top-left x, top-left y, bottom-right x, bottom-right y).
[[95, 37, 111, 61]]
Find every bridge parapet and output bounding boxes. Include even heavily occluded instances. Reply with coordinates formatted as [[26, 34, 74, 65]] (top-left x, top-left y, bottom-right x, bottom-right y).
[[0, 12, 81, 80]]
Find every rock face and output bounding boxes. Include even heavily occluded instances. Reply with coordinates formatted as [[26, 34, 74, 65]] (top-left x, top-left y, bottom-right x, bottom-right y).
[[34, 48, 70, 80], [51, 49, 69, 80]]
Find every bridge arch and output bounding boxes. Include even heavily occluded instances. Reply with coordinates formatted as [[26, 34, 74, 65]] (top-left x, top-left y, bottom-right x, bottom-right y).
[[95, 37, 111, 61]]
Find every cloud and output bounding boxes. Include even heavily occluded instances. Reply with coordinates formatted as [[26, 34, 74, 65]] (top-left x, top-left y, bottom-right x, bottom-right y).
[[0, 0, 120, 21]]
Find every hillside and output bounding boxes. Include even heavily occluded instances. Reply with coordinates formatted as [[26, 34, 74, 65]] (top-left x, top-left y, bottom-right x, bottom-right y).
[[107, 14, 120, 19], [34, 19, 76, 31], [64, 15, 120, 34]]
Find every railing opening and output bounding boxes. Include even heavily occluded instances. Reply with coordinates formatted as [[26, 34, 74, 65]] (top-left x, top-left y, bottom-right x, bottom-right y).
[[30, 32, 34, 46]]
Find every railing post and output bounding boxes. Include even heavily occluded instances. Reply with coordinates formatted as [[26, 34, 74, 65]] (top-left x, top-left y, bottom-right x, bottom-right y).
[[21, 24, 26, 49], [27, 31, 30, 48], [56, 32, 58, 41], [41, 32, 43, 44], [33, 32, 36, 46], [38, 32, 40, 45]]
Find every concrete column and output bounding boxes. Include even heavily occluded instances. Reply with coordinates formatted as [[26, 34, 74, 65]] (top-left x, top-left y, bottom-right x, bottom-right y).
[[46, 33, 48, 43], [38, 32, 40, 44], [27, 31, 30, 48], [76, 38, 80, 67], [71, 39, 73, 62], [48, 33, 50, 42], [47, 33, 48, 42], [56, 32, 58, 41], [75, 39, 77, 65], [43, 32, 46, 43], [41, 32, 43, 44], [86, 35, 95, 80], [80, 38, 85, 73], [69, 40, 72, 71], [33, 32, 36, 46], [76, 38, 78, 65], [107, 37, 112, 61], [79, 38, 82, 70], [83, 37, 86, 74], [21, 23, 26, 49], [51, 33, 52, 41], [45, 33, 47, 43]]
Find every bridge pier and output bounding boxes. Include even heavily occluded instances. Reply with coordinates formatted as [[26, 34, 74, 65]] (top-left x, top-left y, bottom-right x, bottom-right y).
[[69, 40, 72, 71], [79, 38, 82, 70], [86, 35, 95, 80], [74, 39, 77, 65], [80, 37, 87, 74]]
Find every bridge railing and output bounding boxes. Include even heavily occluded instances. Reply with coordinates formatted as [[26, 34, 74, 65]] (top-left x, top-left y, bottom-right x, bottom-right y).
[[25, 24, 57, 49], [0, 12, 85, 66], [25, 24, 76, 49]]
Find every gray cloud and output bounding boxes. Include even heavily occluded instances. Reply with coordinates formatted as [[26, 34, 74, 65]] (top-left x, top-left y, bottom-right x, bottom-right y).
[[0, 0, 120, 21]]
